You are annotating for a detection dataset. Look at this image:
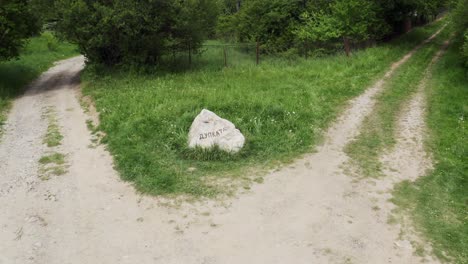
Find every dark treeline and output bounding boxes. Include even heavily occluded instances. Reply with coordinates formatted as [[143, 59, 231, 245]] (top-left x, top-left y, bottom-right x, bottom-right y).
[[0, 0, 467, 66]]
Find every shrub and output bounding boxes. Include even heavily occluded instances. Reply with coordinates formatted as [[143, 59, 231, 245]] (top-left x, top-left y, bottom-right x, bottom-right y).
[[451, 0, 468, 67], [55, 0, 219, 66], [43, 32, 58, 51]]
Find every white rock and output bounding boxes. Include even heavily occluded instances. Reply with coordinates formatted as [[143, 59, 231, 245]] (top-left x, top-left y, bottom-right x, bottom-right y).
[[188, 109, 245, 153]]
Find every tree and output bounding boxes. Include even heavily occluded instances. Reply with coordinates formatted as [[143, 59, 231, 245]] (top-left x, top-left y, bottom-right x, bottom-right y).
[[54, 0, 219, 66], [29, 0, 61, 24], [378, 0, 447, 33], [451, 0, 468, 67], [0, 0, 41, 61], [296, 0, 388, 56], [217, 0, 331, 53]]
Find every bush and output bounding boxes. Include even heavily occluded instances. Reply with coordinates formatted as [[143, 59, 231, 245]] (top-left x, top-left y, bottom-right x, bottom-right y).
[[217, 0, 320, 53], [295, 0, 389, 56], [55, 0, 219, 66], [43, 32, 58, 51], [462, 31, 468, 67], [451, 0, 468, 67]]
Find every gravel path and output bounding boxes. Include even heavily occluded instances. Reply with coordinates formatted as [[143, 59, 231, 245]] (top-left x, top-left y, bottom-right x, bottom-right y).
[[0, 28, 445, 264]]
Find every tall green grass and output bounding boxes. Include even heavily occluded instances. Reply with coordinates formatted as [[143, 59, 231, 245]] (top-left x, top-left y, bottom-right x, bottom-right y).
[[392, 43, 468, 264], [82, 19, 446, 196], [0, 32, 78, 129]]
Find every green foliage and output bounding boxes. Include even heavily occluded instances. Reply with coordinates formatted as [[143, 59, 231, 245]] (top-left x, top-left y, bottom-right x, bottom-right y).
[[451, 0, 468, 30], [218, 0, 306, 52], [392, 43, 468, 264], [55, 0, 219, 66], [0, 0, 41, 61], [296, 0, 389, 45], [29, 0, 59, 24], [451, 0, 468, 67], [43, 31, 59, 51], [39, 152, 65, 165], [43, 107, 63, 147]]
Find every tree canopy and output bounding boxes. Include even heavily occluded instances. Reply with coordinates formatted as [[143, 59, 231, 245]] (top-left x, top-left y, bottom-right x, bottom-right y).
[[0, 0, 40, 61], [218, 0, 449, 55], [8, 0, 463, 66], [54, 0, 219, 65], [295, 0, 389, 56]]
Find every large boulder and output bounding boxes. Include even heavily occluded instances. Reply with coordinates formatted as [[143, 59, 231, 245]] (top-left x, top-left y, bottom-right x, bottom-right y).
[[188, 109, 245, 153]]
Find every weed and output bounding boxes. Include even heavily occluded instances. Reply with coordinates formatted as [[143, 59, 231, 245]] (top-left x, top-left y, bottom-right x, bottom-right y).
[[38, 151, 68, 179], [39, 153, 65, 165]]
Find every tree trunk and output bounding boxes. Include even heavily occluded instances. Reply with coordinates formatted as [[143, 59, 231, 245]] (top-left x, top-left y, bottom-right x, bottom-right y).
[[343, 37, 351, 57], [188, 42, 192, 66], [404, 16, 412, 33]]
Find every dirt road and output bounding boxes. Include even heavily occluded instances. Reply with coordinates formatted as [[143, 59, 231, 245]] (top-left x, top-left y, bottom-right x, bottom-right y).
[[0, 29, 446, 264]]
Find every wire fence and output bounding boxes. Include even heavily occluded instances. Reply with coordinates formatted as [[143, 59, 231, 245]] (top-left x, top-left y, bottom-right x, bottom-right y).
[[169, 42, 260, 70]]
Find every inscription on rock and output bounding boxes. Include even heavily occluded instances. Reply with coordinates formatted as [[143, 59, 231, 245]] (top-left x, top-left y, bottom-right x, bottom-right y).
[[199, 127, 228, 140], [188, 109, 245, 153]]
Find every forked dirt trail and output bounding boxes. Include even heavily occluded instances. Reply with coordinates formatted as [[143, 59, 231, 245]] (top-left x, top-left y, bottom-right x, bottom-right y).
[[0, 29, 446, 264]]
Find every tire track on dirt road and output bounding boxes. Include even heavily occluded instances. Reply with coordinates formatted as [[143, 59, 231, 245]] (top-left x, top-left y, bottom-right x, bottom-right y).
[[0, 26, 446, 264], [380, 38, 451, 186], [374, 38, 453, 260]]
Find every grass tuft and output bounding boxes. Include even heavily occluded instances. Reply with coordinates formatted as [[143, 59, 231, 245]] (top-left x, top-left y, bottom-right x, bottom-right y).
[[39, 153, 65, 165], [40, 165, 67, 176], [38, 152, 68, 179], [43, 108, 63, 147]]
